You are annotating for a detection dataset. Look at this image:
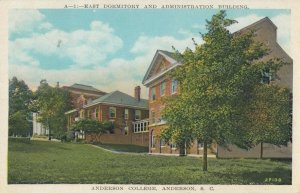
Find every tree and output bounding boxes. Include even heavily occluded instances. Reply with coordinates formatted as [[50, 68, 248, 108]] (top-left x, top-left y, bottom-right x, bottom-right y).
[[9, 77, 33, 136], [33, 80, 72, 140], [161, 11, 291, 171], [71, 119, 113, 142]]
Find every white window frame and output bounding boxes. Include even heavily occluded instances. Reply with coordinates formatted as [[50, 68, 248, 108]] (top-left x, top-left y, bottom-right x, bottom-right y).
[[124, 126, 128, 135], [109, 107, 116, 118], [171, 79, 178, 94], [135, 110, 141, 120], [151, 135, 156, 148], [124, 109, 129, 119], [151, 87, 156, 101], [198, 140, 204, 150], [160, 81, 165, 96], [160, 138, 166, 147]]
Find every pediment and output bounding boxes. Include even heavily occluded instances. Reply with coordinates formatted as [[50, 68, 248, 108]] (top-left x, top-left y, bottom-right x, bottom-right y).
[[142, 50, 179, 85]]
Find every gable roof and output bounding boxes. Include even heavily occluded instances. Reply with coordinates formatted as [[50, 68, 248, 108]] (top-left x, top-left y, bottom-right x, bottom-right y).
[[235, 17, 277, 34], [84, 90, 148, 109], [142, 50, 180, 86], [142, 17, 291, 87], [68, 83, 104, 93]]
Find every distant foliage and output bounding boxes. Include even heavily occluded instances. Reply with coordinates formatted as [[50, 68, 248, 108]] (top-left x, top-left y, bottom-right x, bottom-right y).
[[32, 80, 72, 139], [9, 77, 33, 137]]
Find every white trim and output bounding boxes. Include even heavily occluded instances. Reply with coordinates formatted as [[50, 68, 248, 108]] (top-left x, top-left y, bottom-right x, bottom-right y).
[[142, 50, 178, 84], [83, 101, 148, 110], [143, 63, 180, 86]]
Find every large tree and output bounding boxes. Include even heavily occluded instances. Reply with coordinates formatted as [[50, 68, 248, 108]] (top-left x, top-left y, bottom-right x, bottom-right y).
[[161, 11, 291, 171], [33, 80, 72, 140], [9, 77, 33, 136]]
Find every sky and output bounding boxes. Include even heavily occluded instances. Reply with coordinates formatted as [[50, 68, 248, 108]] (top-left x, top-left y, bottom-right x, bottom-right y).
[[8, 9, 291, 98]]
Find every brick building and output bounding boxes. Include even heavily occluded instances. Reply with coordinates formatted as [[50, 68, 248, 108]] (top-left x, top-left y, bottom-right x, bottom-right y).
[[65, 86, 150, 146], [142, 17, 292, 158], [62, 83, 106, 109]]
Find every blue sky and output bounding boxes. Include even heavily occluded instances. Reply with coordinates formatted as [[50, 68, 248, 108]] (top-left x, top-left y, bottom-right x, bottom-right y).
[[9, 9, 291, 97]]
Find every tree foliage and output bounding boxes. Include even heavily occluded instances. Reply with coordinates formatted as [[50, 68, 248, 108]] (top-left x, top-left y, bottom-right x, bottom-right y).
[[9, 77, 33, 136], [71, 119, 115, 142], [33, 80, 72, 139], [161, 10, 291, 171]]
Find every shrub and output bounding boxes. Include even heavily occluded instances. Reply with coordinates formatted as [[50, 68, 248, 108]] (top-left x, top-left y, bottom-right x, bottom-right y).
[[9, 137, 31, 143]]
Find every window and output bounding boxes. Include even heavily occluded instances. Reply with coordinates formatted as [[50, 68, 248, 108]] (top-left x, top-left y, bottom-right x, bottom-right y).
[[198, 140, 204, 150], [124, 109, 129, 119], [171, 79, 178, 94], [151, 135, 156, 148], [160, 138, 166, 147], [135, 110, 141, 120], [170, 141, 177, 149], [94, 108, 98, 119], [150, 111, 155, 124], [109, 107, 116, 118], [160, 82, 165, 96], [151, 87, 156, 101], [261, 68, 273, 84], [124, 126, 128, 135]]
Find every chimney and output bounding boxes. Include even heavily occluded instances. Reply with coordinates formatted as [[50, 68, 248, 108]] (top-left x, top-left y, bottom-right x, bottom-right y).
[[134, 86, 141, 101]]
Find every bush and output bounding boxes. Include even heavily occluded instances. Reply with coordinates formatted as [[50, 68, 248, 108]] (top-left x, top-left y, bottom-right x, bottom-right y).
[[9, 137, 31, 143], [61, 131, 75, 142]]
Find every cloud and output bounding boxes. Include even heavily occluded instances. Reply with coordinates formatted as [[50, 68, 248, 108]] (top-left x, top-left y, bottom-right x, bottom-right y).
[[130, 35, 203, 56], [227, 14, 264, 32], [9, 20, 123, 67], [271, 13, 291, 54], [227, 13, 291, 54], [9, 9, 50, 34]]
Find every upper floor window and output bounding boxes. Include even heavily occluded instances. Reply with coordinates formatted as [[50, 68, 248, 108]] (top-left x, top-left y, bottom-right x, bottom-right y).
[[124, 109, 129, 119], [160, 81, 165, 96], [94, 108, 98, 119], [135, 110, 141, 120], [151, 87, 156, 101], [171, 79, 178, 94], [109, 107, 116, 118], [261, 68, 273, 84], [150, 110, 155, 124]]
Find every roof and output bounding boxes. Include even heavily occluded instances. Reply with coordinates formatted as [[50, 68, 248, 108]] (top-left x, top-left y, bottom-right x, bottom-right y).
[[142, 50, 180, 85], [158, 50, 177, 59], [142, 17, 288, 87], [235, 17, 277, 34], [84, 90, 148, 109], [68, 83, 102, 92]]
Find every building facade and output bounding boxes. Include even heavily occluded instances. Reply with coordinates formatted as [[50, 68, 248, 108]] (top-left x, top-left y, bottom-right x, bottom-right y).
[[62, 83, 106, 109], [142, 17, 292, 158], [65, 86, 150, 146]]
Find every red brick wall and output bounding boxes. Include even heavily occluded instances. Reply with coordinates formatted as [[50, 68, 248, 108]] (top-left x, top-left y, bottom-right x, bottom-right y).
[[86, 132, 149, 147]]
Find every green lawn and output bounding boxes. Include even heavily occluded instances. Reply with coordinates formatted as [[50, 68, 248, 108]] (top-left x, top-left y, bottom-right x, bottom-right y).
[[96, 143, 148, 153], [8, 140, 291, 184]]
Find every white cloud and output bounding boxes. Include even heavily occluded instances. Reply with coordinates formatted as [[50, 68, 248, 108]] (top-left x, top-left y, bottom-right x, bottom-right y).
[[130, 35, 203, 56], [227, 13, 291, 54], [227, 14, 264, 33], [9, 20, 123, 67], [271, 13, 291, 54], [9, 9, 51, 34]]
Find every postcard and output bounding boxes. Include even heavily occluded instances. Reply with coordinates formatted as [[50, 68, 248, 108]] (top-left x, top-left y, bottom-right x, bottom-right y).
[[0, 0, 299, 193]]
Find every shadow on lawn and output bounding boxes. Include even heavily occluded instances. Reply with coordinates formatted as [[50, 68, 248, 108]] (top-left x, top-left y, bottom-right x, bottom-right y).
[[8, 141, 72, 153]]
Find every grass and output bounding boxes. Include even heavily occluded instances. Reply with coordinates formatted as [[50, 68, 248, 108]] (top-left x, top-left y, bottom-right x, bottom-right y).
[[8, 140, 292, 184], [96, 143, 148, 153]]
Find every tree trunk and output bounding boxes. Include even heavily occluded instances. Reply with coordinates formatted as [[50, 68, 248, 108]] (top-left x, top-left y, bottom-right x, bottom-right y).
[[48, 119, 51, 141], [179, 145, 186, 156], [202, 141, 208, 171], [260, 142, 263, 159]]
